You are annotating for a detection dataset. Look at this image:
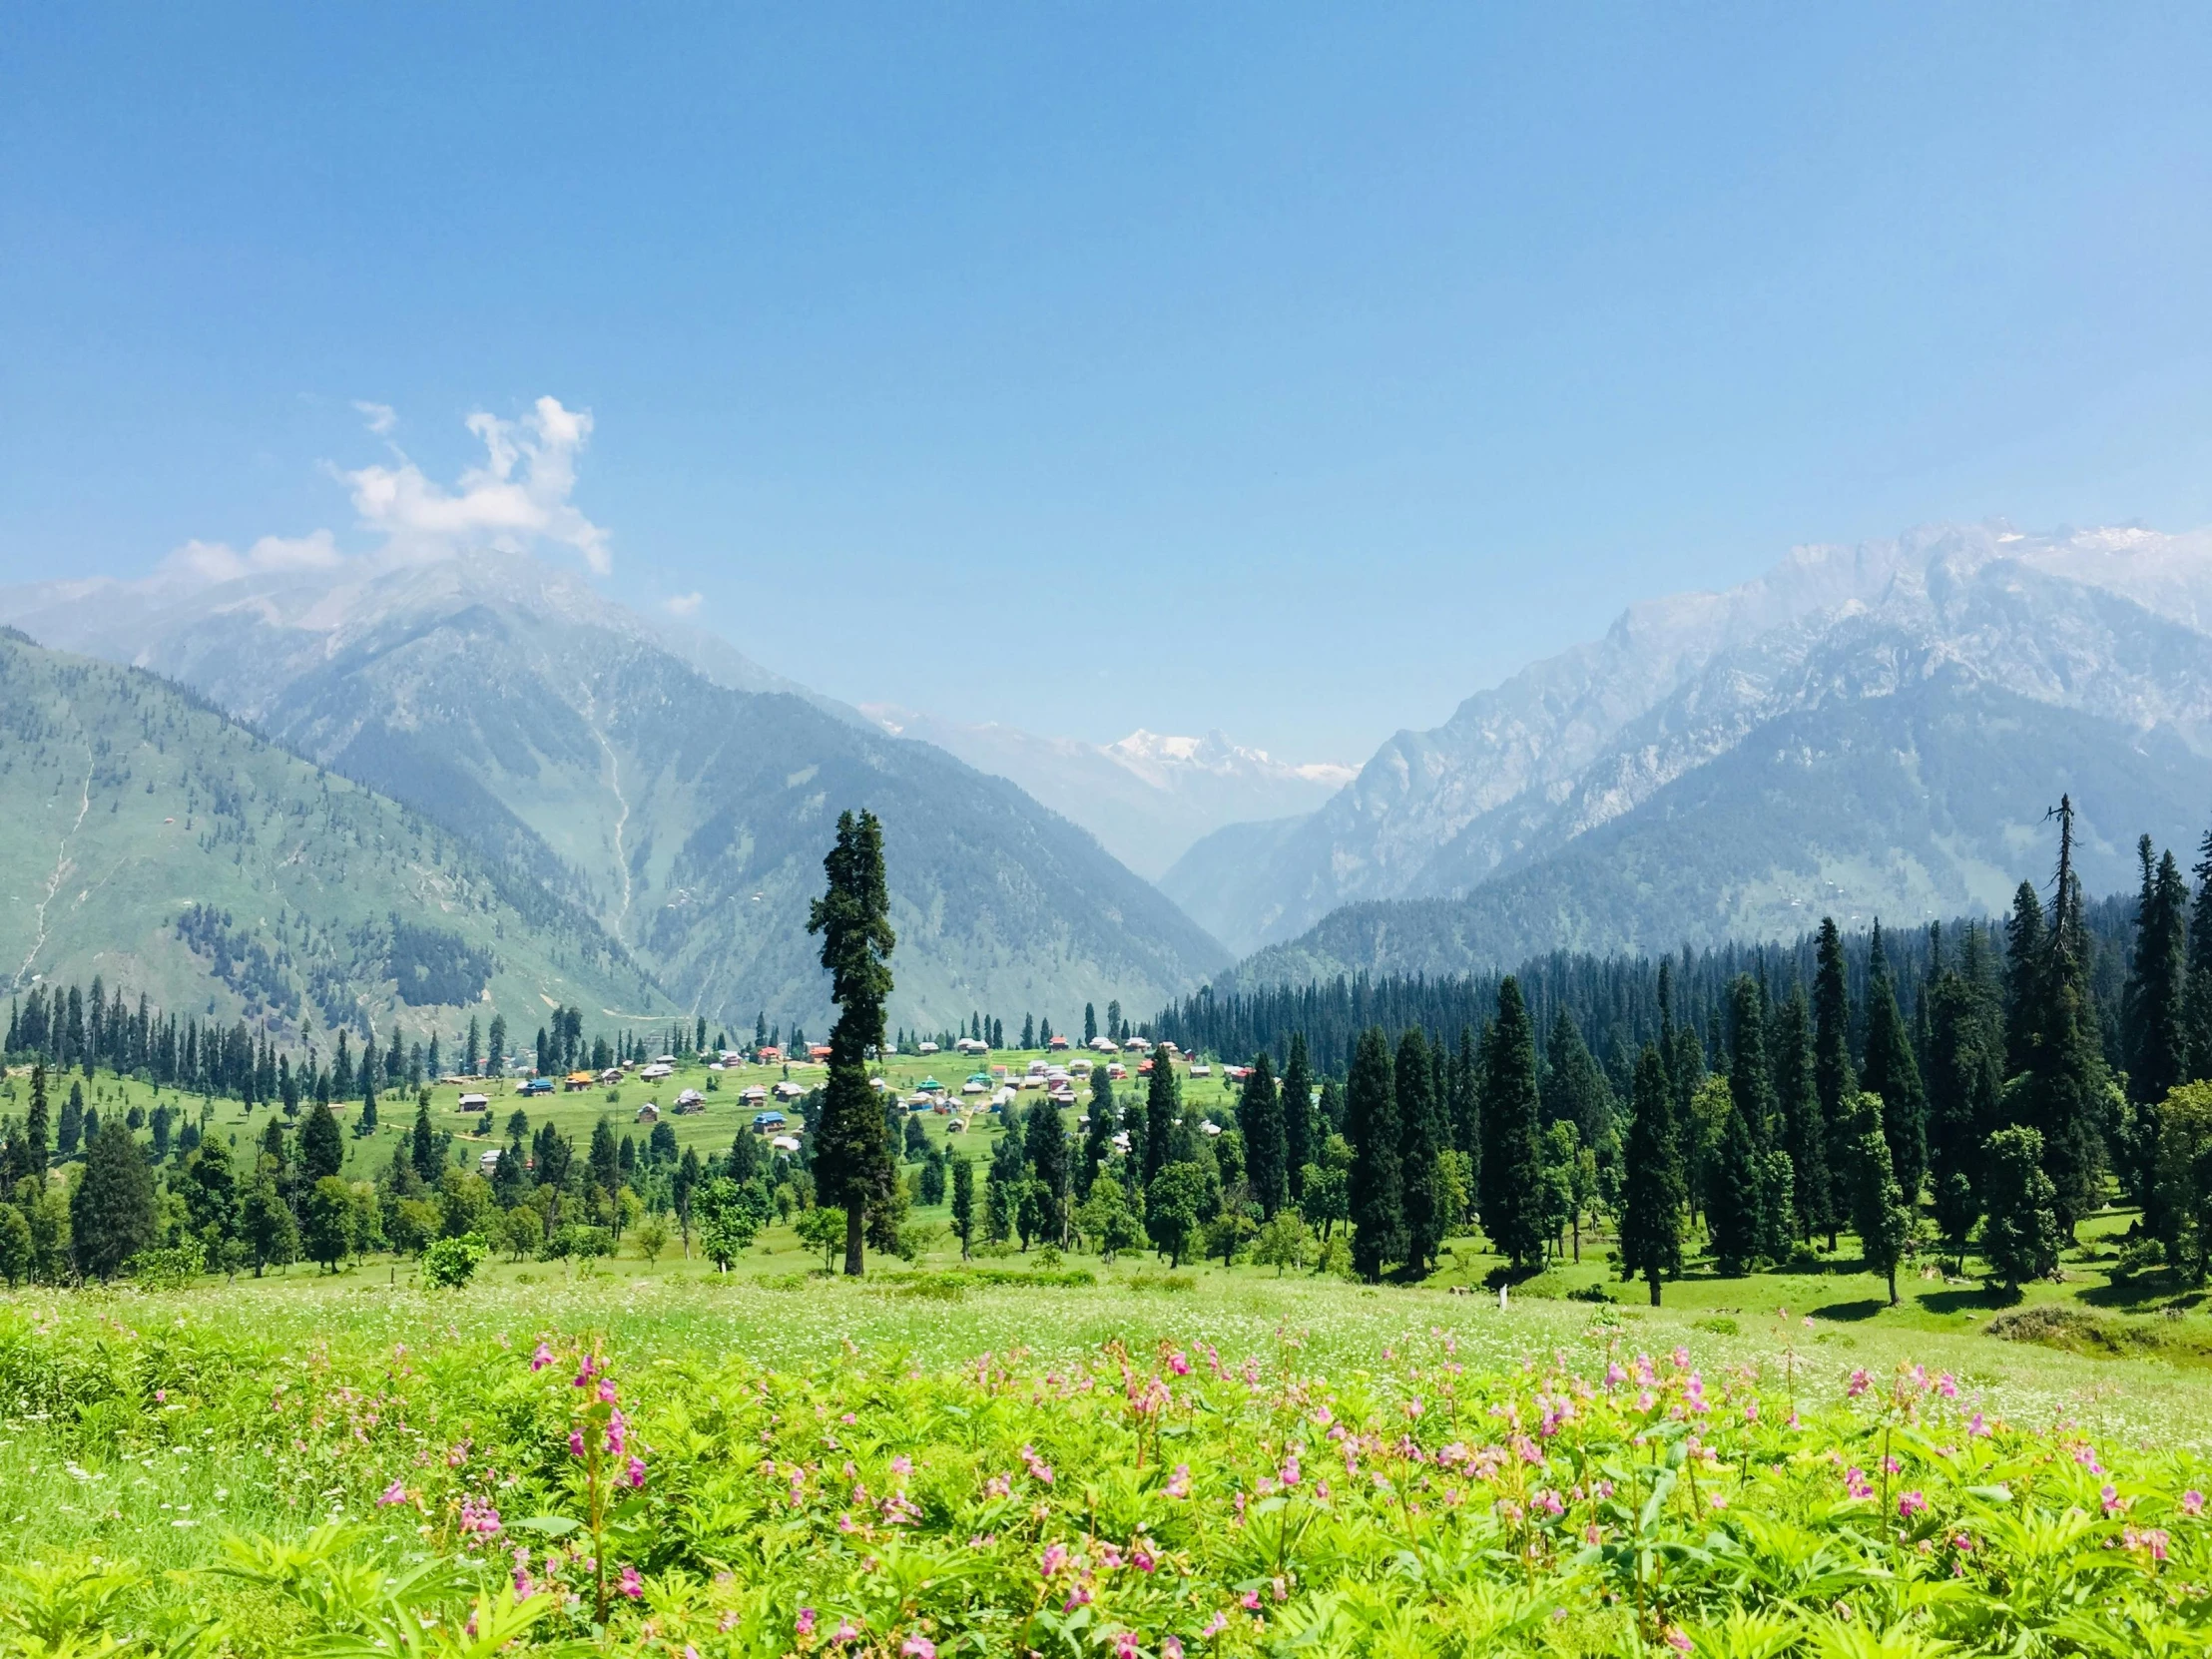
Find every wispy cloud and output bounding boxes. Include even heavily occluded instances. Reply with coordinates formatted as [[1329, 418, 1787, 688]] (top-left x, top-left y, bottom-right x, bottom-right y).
[[343, 395, 611, 574], [352, 400, 398, 436], [159, 530, 343, 583], [663, 591, 703, 617]]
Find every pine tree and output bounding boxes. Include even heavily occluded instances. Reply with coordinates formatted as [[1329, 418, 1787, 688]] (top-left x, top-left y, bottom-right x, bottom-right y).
[[22, 1064, 49, 1180], [359, 1033, 379, 1135], [1142, 1045, 1178, 1191], [1849, 1110, 1912, 1307], [2003, 880, 2046, 1074], [1081, 1064, 1116, 1197], [1813, 917, 1857, 1245], [410, 1100, 439, 1184], [1982, 1124, 2062, 1291], [1084, 1003, 1098, 1044], [589, 1116, 620, 1198], [2122, 839, 2191, 1212], [1280, 1033, 1315, 1202], [807, 810, 897, 1275], [1025, 1099, 1070, 1246], [1345, 1026, 1403, 1281], [1479, 978, 1547, 1272], [1619, 1043, 1685, 1305], [57, 1079, 83, 1160], [1396, 1028, 1446, 1274], [950, 1153, 975, 1259], [1926, 922, 2003, 1263], [2188, 821, 2212, 1081], [1238, 1052, 1288, 1218], [1541, 1010, 1614, 1151], [1706, 1083, 1761, 1275], [1448, 1025, 1480, 1176], [1860, 922, 1929, 1203], [300, 1100, 343, 1183], [1772, 986, 1831, 1242], [2020, 798, 2108, 1232], [71, 1119, 156, 1281]]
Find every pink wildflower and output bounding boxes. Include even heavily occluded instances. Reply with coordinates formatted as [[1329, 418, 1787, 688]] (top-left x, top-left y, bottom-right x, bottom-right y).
[[1846, 1369, 1872, 1398], [1040, 1542, 1068, 1578], [901, 1640, 936, 1659], [2102, 1484, 2126, 1515], [1168, 1350, 1191, 1376], [619, 1565, 643, 1600], [1665, 1629, 1692, 1654], [376, 1478, 406, 1507], [1202, 1612, 1228, 1637], [1112, 1634, 1139, 1659], [984, 1474, 1011, 1499], [889, 1454, 912, 1481], [1163, 1640, 1185, 1659], [1280, 1455, 1301, 1486], [530, 1342, 554, 1372], [627, 1455, 647, 1488], [1166, 1463, 1192, 1498], [1898, 1490, 1928, 1519], [1935, 1373, 1958, 1398], [2183, 1489, 2205, 1517], [568, 1429, 586, 1457], [1242, 1590, 1262, 1611], [797, 1609, 817, 1638]]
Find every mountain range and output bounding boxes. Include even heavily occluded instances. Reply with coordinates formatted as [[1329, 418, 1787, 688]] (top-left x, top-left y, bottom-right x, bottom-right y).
[[0, 555, 1229, 1033], [859, 709, 1352, 880], [1184, 521, 2212, 983]]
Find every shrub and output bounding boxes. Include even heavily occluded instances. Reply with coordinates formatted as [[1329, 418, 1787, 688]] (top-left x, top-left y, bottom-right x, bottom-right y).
[[419, 1231, 488, 1289]]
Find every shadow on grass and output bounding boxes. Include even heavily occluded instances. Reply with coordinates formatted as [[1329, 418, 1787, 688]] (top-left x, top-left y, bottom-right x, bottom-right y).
[[1917, 1286, 2012, 1317], [1808, 1299, 1887, 1324]]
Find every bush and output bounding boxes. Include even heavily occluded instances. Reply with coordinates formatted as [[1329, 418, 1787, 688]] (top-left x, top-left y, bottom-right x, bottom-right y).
[[419, 1232, 488, 1289], [1565, 1282, 1615, 1305], [125, 1239, 206, 1290]]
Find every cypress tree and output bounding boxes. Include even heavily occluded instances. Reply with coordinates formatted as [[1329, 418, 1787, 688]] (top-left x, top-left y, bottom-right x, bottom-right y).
[[1619, 1043, 1685, 1305], [2021, 797, 2108, 1232], [1024, 1099, 1070, 1246], [58, 1080, 84, 1161], [299, 1100, 343, 1184], [1850, 1115, 1912, 1307], [1448, 1025, 1481, 1177], [950, 1152, 975, 1259], [1238, 1051, 1288, 1218], [1541, 1011, 1614, 1150], [1396, 1028, 1445, 1274], [71, 1119, 156, 1281], [1813, 917, 1857, 1246], [807, 809, 897, 1275], [1926, 923, 2003, 1262], [1479, 978, 1546, 1272], [2003, 880, 2047, 1075], [1773, 985, 1831, 1243], [1345, 1026, 1403, 1282], [589, 1116, 620, 1197], [1280, 1033, 1315, 1201], [1860, 922, 1928, 1202], [359, 1034, 378, 1135]]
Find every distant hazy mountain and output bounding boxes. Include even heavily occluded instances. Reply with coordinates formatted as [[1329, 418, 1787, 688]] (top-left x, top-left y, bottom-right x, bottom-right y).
[[1192, 521, 2212, 967], [862, 707, 1352, 879], [0, 628, 665, 1035], [0, 555, 1229, 1030]]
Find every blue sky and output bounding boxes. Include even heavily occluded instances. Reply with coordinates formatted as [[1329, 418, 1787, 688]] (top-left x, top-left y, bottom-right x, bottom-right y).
[[5, 6, 2211, 761]]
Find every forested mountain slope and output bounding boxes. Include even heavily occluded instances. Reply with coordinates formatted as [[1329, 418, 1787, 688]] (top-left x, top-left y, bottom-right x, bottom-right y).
[[0, 629, 666, 1040]]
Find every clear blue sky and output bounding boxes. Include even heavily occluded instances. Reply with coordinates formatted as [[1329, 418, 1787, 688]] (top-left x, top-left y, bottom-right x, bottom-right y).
[[5, 6, 2211, 761]]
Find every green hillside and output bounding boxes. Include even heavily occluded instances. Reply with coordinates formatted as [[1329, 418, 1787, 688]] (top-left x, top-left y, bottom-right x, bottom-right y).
[[0, 629, 671, 1042]]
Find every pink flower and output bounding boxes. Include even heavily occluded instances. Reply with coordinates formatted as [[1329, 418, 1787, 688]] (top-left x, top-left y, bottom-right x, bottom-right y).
[[1665, 1628, 1693, 1653], [568, 1429, 586, 1457], [1166, 1463, 1192, 1498], [1169, 1350, 1191, 1376], [627, 1455, 647, 1488], [530, 1342, 554, 1372], [2102, 1483, 2126, 1515], [1241, 1590, 1262, 1611], [889, 1454, 912, 1480], [1898, 1490, 1928, 1518], [376, 1478, 406, 1507], [1113, 1634, 1139, 1659], [1040, 1542, 1069, 1578], [831, 1619, 859, 1644], [2126, 1526, 2172, 1562], [984, 1474, 1010, 1499], [1844, 1467, 1874, 1500], [2183, 1489, 2205, 1517], [1935, 1373, 1958, 1398], [796, 1608, 817, 1637], [573, 1357, 599, 1388], [619, 1565, 643, 1599], [1132, 1544, 1157, 1573], [1280, 1456, 1301, 1486], [1163, 1640, 1185, 1659], [605, 1408, 628, 1455], [1846, 1369, 1871, 1398], [1202, 1612, 1228, 1637], [901, 1639, 936, 1659], [1021, 1444, 1055, 1485]]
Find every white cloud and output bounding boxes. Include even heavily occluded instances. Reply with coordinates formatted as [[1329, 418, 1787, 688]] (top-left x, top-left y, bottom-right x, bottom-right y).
[[159, 530, 343, 583], [342, 395, 612, 574], [663, 591, 703, 617], [353, 400, 398, 436]]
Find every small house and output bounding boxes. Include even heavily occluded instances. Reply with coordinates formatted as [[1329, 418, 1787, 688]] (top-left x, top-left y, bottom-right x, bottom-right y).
[[676, 1088, 705, 1107], [564, 1071, 595, 1092], [634, 1103, 660, 1123], [458, 1092, 490, 1111]]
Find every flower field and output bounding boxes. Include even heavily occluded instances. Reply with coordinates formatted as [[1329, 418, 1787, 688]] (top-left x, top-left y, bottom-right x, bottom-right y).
[[4, 1275, 2211, 1656]]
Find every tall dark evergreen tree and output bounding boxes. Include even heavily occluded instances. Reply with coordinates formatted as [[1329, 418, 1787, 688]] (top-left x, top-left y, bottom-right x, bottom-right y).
[[2019, 798, 2108, 1233], [2122, 839, 2191, 1212], [410, 1100, 439, 1184], [71, 1119, 156, 1281], [2004, 880, 2047, 1076], [1772, 986, 1831, 1242], [1081, 1064, 1116, 1197], [22, 1064, 49, 1181], [1540, 1010, 1613, 1151], [1024, 1098, 1070, 1246], [1142, 1045, 1178, 1191], [1860, 922, 1929, 1202], [1619, 1043, 1684, 1304], [1706, 1085, 1761, 1275], [2189, 821, 2212, 1081], [1237, 1051, 1288, 1218], [1395, 1028, 1445, 1274], [1478, 978, 1546, 1272], [807, 810, 898, 1276], [299, 1100, 344, 1183], [1813, 917, 1857, 1245], [1447, 1025, 1481, 1179], [1345, 1026, 1403, 1282], [58, 1079, 84, 1161], [1280, 1033, 1315, 1201], [1926, 923, 2004, 1259]]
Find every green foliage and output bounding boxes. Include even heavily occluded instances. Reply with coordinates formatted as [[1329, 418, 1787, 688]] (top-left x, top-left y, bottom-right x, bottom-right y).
[[1984, 1124, 2065, 1291], [70, 1118, 156, 1280], [418, 1231, 488, 1289], [795, 1205, 847, 1270]]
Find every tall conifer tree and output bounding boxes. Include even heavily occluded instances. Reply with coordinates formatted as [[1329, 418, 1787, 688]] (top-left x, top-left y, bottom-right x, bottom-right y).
[[2122, 839, 2191, 1211], [2020, 798, 2107, 1232], [1479, 978, 1546, 1272], [806, 809, 897, 1275], [1813, 917, 1857, 1245], [1142, 1045, 1178, 1190], [1280, 1033, 1315, 1201], [1345, 1026, 1403, 1282], [1860, 922, 1929, 1202], [1619, 1043, 1685, 1305], [1773, 986, 1830, 1242], [71, 1119, 156, 1281], [1396, 1028, 1445, 1274], [1237, 1051, 1288, 1219]]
